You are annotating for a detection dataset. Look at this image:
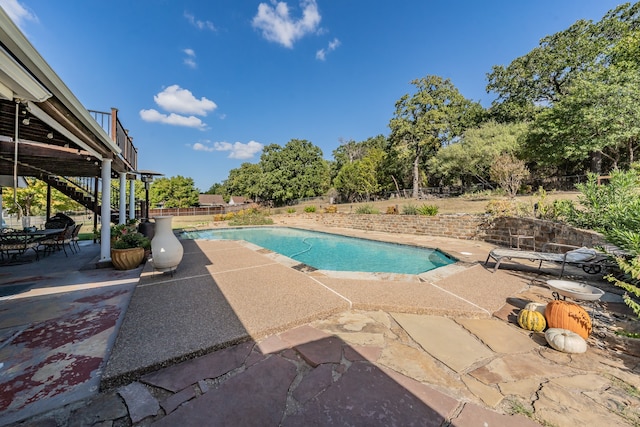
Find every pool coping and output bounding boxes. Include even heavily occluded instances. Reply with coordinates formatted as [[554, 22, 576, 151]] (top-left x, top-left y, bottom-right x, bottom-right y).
[[182, 225, 463, 282]]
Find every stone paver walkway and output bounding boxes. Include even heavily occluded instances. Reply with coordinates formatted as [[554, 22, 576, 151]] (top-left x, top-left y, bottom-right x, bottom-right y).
[[3, 221, 640, 427], [18, 307, 640, 427]]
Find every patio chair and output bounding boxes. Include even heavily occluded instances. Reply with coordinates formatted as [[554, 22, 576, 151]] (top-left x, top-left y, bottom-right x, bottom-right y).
[[70, 223, 83, 252], [509, 228, 535, 250], [485, 243, 602, 278], [39, 225, 75, 257], [0, 228, 39, 262]]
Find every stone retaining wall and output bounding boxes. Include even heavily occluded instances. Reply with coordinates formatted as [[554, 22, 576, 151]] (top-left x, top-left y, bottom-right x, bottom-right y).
[[301, 213, 605, 249], [484, 216, 606, 250]]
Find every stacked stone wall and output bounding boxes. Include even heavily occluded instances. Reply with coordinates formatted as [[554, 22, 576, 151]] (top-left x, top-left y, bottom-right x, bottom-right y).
[[301, 213, 605, 249]]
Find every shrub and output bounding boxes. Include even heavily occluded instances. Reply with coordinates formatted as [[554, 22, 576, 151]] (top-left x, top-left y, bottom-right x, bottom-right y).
[[304, 205, 317, 213], [485, 199, 530, 217], [324, 205, 338, 213], [489, 154, 530, 198], [560, 167, 640, 318], [213, 214, 225, 222], [286, 208, 296, 214], [567, 169, 640, 317], [531, 187, 565, 220], [224, 212, 235, 221], [401, 204, 418, 215], [559, 171, 640, 232], [228, 210, 273, 226], [417, 204, 439, 216], [355, 204, 379, 214]]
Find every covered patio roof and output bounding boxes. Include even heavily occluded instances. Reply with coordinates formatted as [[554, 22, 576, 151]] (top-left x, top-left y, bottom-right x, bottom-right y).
[[0, 7, 136, 180]]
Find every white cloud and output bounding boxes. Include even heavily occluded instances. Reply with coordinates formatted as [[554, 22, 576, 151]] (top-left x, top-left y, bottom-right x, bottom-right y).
[[192, 142, 214, 152], [183, 48, 196, 68], [140, 85, 216, 128], [316, 37, 340, 61], [0, 0, 37, 29], [252, 0, 321, 48], [140, 109, 206, 129], [184, 11, 216, 31], [154, 85, 216, 115], [213, 141, 233, 151], [193, 140, 263, 159]]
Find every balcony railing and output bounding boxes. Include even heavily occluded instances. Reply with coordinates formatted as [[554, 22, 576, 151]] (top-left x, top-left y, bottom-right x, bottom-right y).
[[89, 108, 138, 170]]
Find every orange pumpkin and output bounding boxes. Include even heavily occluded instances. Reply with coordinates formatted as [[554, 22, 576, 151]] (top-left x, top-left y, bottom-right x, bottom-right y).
[[544, 300, 592, 339]]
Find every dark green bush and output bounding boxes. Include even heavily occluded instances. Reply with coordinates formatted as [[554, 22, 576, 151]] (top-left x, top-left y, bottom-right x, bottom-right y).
[[561, 168, 640, 317]]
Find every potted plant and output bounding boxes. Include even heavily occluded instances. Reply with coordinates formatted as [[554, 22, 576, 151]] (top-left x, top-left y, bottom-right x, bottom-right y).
[[110, 220, 151, 270]]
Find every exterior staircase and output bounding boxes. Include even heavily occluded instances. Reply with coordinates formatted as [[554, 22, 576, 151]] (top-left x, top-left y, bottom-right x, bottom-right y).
[[41, 174, 120, 222]]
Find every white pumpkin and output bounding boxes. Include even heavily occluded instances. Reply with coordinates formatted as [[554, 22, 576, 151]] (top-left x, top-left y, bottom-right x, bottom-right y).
[[545, 328, 587, 354], [524, 302, 546, 316]]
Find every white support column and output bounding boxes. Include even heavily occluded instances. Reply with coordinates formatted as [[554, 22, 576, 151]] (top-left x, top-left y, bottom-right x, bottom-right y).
[[119, 172, 126, 225], [100, 159, 112, 262], [129, 179, 135, 220]]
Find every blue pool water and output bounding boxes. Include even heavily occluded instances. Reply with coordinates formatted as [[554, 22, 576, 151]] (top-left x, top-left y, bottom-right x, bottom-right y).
[[182, 227, 455, 274]]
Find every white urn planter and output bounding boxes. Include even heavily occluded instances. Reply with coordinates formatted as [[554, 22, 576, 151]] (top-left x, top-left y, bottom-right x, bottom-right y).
[[151, 216, 183, 273]]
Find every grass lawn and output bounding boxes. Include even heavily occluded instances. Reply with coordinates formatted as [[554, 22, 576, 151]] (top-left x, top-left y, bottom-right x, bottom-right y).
[[166, 191, 580, 229], [274, 191, 580, 215]]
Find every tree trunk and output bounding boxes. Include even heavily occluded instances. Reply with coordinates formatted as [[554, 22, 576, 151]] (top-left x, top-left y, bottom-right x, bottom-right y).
[[412, 146, 422, 199], [391, 175, 402, 198], [590, 151, 602, 175]]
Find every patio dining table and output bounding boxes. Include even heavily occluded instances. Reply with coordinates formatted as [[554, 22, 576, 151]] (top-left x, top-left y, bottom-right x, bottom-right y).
[[0, 228, 66, 264], [3, 227, 66, 238]]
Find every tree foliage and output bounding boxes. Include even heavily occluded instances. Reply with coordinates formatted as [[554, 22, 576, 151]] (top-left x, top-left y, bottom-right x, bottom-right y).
[[488, 3, 640, 173], [486, 3, 640, 120], [333, 148, 385, 202], [523, 56, 640, 173], [332, 135, 387, 173], [2, 178, 83, 217], [150, 176, 199, 208], [259, 139, 330, 206], [389, 75, 483, 198], [332, 136, 390, 201], [205, 182, 226, 196], [429, 121, 526, 187], [225, 163, 263, 202]]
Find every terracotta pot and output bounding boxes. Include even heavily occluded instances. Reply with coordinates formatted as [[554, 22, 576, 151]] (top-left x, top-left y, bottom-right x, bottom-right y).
[[111, 247, 145, 270]]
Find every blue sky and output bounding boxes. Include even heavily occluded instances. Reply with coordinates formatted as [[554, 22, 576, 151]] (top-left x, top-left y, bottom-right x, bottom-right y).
[[1, 0, 626, 192]]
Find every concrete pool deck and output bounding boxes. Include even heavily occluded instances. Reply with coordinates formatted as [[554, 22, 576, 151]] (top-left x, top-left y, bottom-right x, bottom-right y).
[[1, 220, 639, 426], [100, 236, 527, 386]]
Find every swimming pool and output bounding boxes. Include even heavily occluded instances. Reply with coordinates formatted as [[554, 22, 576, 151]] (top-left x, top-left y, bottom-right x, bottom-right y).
[[182, 227, 456, 275]]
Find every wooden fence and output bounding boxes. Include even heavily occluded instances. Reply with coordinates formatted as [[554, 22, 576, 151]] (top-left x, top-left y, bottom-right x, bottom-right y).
[[147, 205, 247, 217]]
